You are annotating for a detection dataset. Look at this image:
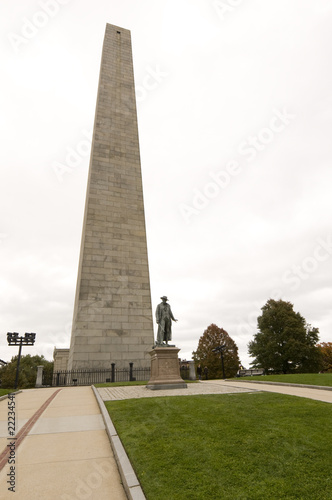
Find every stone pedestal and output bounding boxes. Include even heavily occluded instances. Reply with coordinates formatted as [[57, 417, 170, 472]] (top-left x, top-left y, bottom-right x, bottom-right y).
[[146, 347, 187, 390]]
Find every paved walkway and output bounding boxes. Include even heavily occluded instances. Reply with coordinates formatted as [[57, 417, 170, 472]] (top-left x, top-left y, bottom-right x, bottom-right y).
[[97, 380, 332, 403], [97, 380, 255, 401], [0, 380, 330, 500], [205, 379, 332, 404], [0, 387, 127, 500]]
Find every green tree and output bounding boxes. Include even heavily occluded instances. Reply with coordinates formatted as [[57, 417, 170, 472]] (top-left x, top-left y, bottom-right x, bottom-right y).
[[248, 299, 322, 374], [192, 324, 241, 379], [0, 354, 54, 389]]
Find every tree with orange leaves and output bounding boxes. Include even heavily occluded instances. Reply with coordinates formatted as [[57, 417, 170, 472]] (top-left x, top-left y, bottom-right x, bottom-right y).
[[317, 342, 332, 372], [192, 324, 241, 379]]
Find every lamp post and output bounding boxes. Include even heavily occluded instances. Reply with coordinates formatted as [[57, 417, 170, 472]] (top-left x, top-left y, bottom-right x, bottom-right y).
[[7, 332, 36, 389], [212, 344, 226, 379]]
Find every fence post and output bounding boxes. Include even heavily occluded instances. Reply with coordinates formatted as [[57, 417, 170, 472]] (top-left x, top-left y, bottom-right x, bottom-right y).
[[35, 365, 44, 388], [111, 363, 115, 383], [129, 362, 134, 381], [56, 372, 60, 386], [188, 361, 196, 380]]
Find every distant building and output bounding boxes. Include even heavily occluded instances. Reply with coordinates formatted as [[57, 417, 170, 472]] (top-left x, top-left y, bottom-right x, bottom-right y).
[[53, 348, 69, 372], [179, 359, 190, 369]]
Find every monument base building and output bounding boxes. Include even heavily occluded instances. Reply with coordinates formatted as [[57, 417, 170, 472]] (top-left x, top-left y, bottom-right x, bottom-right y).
[[67, 24, 154, 370]]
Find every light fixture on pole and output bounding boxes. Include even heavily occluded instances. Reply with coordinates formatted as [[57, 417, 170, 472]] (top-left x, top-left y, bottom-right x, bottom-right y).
[[212, 344, 226, 379], [7, 332, 36, 389]]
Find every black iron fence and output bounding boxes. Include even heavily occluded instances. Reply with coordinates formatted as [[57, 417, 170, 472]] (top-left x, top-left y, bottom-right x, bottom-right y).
[[52, 363, 151, 386], [180, 366, 190, 380], [42, 369, 53, 387]]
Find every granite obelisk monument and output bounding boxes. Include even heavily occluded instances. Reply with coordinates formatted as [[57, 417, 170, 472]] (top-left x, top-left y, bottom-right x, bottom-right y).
[[68, 24, 154, 369]]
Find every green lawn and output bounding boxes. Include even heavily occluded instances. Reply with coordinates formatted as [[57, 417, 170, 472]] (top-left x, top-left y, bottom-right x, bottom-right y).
[[106, 393, 332, 500], [233, 373, 332, 386], [94, 380, 148, 388], [0, 389, 15, 397]]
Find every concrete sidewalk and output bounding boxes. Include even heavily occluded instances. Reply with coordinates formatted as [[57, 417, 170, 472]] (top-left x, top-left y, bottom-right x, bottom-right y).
[[97, 379, 332, 404], [0, 387, 127, 500], [201, 379, 332, 404], [1, 380, 330, 500], [97, 380, 255, 401]]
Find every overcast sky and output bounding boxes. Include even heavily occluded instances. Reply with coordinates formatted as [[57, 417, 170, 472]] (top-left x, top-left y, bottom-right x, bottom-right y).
[[1, 0, 331, 368]]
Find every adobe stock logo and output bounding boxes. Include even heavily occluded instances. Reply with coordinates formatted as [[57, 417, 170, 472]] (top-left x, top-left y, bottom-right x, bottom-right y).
[[213, 0, 245, 20], [239, 234, 332, 336], [237, 108, 295, 162], [8, 0, 72, 53], [60, 459, 114, 500], [282, 234, 332, 291], [52, 129, 92, 183], [179, 107, 295, 223], [135, 65, 169, 103]]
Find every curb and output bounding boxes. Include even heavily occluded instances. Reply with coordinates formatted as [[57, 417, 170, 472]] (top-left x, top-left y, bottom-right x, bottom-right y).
[[231, 380, 332, 391], [0, 390, 22, 402], [91, 385, 146, 500]]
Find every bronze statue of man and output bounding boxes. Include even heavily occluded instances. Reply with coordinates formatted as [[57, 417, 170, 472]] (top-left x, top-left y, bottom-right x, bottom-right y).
[[155, 296, 178, 345]]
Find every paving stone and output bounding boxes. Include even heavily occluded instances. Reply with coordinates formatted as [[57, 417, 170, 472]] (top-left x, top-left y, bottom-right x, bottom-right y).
[[97, 381, 255, 401]]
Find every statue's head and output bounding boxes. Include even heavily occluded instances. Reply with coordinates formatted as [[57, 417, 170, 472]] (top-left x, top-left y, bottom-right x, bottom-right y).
[[160, 296, 168, 302]]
